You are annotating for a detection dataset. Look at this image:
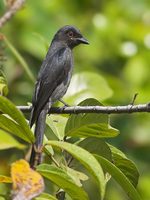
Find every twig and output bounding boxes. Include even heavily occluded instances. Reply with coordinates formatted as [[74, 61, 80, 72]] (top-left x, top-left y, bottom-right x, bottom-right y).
[[17, 103, 150, 115], [0, 0, 25, 28], [130, 93, 138, 106]]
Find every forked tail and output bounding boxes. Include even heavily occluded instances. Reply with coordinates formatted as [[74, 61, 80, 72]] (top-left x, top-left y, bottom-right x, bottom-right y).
[[29, 103, 49, 168]]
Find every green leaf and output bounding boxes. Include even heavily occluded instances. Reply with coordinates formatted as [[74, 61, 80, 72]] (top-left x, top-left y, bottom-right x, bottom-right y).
[[43, 135, 54, 156], [79, 138, 112, 161], [0, 96, 34, 143], [0, 129, 25, 150], [65, 98, 119, 138], [108, 144, 127, 158], [46, 115, 68, 140], [64, 72, 113, 104], [66, 98, 108, 126], [45, 141, 105, 199], [77, 98, 105, 109], [37, 164, 89, 200], [35, 193, 57, 200], [66, 123, 119, 138], [110, 145, 139, 187], [65, 166, 88, 187], [113, 154, 139, 188], [95, 155, 141, 200], [0, 115, 32, 143]]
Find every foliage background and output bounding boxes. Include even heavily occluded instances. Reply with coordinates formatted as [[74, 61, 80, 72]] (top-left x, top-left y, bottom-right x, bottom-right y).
[[0, 0, 150, 199]]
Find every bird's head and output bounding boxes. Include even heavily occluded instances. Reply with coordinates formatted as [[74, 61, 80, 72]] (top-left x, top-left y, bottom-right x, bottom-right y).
[[52, 25, 89, 49]]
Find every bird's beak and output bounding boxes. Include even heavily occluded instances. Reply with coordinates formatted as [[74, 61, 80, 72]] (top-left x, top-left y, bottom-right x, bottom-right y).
[[77, 37, 89, 44]]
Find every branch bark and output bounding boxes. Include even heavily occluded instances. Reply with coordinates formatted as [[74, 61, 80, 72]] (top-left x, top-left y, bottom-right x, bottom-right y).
[[17, 103, 150, 115], [0, 0, 25, 28]]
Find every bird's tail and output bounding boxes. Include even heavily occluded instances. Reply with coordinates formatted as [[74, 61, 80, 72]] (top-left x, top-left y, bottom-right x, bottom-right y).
[[30, 103, 50, 168]]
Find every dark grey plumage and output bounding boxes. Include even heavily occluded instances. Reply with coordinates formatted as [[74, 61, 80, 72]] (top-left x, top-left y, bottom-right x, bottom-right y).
[[29, 25, 89, 167]]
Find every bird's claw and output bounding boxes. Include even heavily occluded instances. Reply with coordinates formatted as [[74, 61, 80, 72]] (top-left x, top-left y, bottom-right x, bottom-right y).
[[59, 99, 70, 107]]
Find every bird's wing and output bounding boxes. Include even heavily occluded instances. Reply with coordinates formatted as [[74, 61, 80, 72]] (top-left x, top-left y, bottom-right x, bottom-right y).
[[30, 47, 72, 127]]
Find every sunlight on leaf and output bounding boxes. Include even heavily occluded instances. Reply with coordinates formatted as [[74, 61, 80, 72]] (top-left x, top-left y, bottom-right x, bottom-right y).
[[46, 115, 67, 140], [65, 166, 88, 187], [0, 129, 25, 150], [37, 164, 89, 200], [45, 141, 105, 199], [65, 98, 119, 138]]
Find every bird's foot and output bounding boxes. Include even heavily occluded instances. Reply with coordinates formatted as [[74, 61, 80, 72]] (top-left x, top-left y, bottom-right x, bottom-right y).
[[59, 99, 70, 107]]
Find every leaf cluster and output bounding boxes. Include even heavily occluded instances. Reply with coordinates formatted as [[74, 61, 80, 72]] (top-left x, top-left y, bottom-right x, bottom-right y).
[[0, 97, 141, 200]]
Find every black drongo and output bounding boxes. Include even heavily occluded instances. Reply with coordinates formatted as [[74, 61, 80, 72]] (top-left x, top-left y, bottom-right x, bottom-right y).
[[29, 25, 89, 167]]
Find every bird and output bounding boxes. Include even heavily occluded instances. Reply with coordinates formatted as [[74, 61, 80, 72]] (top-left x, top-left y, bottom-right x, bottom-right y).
[[29, 25, 89, 168]]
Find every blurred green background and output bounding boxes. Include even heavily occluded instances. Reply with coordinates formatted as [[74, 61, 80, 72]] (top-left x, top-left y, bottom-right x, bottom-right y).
[[0, 0, 150, 199]]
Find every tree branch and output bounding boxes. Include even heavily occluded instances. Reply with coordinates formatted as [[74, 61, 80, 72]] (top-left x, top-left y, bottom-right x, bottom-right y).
[[0, 0, 25, 28], [17, 103, 150, 115]]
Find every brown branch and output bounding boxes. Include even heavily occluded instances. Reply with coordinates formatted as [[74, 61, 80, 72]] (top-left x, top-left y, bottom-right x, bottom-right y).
[[0, 0, 25, 28], [17, 103, 150, 114]]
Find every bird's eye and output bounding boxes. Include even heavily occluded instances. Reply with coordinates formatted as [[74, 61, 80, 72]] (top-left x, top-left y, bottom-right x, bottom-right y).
[[67, 31, 74, 38]]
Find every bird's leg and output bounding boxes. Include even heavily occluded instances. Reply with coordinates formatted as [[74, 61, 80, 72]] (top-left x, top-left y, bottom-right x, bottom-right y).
[[59, 99, 70, 107], [48, 99, 70, 114], [47, 100, 53, 114]]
